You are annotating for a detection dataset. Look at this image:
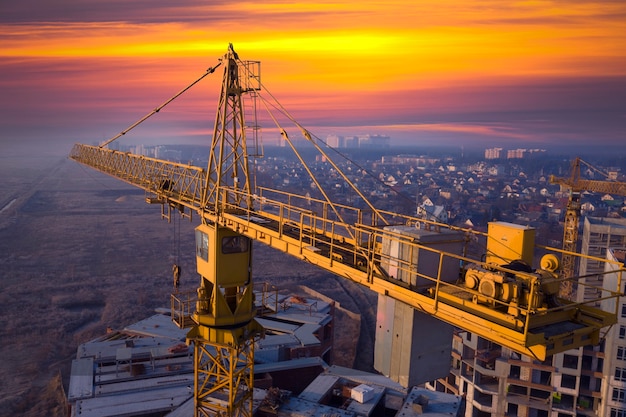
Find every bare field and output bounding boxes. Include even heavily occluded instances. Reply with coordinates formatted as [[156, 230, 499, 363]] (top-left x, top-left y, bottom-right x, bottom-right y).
[[0, 154, 377, 416]]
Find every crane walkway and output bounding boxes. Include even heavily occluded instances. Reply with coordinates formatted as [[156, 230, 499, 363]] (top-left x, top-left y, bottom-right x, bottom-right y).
[[219, 205, 618, 360]]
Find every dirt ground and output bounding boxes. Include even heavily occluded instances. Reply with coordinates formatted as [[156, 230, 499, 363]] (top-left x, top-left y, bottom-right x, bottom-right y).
[[0, 151, 377, 416]]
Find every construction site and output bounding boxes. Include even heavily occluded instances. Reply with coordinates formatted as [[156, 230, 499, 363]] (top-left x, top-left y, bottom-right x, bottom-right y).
[[63, 45, 626, 417], [67, 284, 465, 417]]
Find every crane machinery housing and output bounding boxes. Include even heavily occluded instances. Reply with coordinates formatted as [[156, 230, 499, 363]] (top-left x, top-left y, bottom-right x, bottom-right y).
[[69, 45, 624, 417]]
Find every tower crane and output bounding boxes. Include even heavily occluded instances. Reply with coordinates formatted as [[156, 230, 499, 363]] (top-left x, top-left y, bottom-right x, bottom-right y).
[[69, 45, 624, 417], [550, 157, 626, 297]]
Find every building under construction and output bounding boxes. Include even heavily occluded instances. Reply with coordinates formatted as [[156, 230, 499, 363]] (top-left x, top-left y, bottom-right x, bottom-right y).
[[67, 285, 464, 417]]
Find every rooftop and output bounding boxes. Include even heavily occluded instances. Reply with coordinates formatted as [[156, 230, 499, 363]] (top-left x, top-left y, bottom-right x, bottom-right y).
[[67, 288, 463, 417]]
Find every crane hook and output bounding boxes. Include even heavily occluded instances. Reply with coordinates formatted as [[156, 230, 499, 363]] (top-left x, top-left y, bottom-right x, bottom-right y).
[[172, 264, 181, 291]]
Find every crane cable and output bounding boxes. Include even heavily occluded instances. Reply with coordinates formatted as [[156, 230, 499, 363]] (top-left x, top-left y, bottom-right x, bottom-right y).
[[258, 97, 390, 277], [296, 127, 391, 226], [263, 94, 452, 227], [237, 56, 463, 230], [578, 158, 612, 180], [234, 55, 407, 226], [259, 98, 353, 234], [236, 54, 420, 227], [252, 89, 478, 259], [248, 77, 390, 225], [98, 61, 223, 149], [175, 211, 181, 264], [172, 210, 182, 291]]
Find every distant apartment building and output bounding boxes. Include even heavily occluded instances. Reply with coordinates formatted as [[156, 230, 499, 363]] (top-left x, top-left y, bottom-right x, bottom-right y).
[[357, 134, 390, 149], [485, 148, 547, 160], [325, 134, 390, 149], [428, 217, 626, 417], [154, 146, 182, 161], [485, 148, 503, 160], [325, 134, 345, 148], [507, 148, 527, 159], [381, 154, 440, 166], [130, 144, 149, 156]]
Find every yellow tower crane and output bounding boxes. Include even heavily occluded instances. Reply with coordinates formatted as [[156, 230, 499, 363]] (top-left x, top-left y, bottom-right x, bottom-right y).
[[550, 157, 626, 297], [70, 45, 624, 417]]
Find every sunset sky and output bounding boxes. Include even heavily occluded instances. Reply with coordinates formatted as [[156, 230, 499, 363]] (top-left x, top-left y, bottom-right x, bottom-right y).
[[2, 0, 626, 152]]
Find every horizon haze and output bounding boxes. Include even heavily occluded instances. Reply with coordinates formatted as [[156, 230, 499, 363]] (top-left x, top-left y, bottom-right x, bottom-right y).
[[1, 1, 626, 155]]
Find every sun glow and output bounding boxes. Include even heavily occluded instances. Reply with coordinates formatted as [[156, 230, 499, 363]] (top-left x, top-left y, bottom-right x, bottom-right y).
[[1, 0, 625, 146]]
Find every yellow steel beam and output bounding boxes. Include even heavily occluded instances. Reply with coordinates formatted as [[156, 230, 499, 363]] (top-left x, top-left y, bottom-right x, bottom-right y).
[[189, 331, 258, 417], [216, 209, 621, 361]]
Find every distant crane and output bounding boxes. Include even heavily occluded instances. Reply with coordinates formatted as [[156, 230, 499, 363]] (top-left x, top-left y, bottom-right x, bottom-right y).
[[70, 45, 623, 417], [550, 157, 626, 297]]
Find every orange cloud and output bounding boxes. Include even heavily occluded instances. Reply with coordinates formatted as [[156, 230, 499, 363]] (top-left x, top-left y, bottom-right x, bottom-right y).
[[1, 1, 625, 146]]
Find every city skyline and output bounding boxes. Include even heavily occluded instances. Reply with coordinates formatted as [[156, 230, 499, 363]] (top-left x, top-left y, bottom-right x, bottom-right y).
[[2, 1, 626, 156]]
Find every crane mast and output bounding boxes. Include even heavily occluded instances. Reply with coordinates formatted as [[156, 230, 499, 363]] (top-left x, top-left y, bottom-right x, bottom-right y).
[[187, 45, 261, 417], [69, 46, 625, 417], [204, 45, 254, 213], [550, 157, 626, 297]]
